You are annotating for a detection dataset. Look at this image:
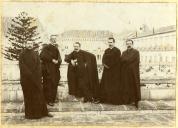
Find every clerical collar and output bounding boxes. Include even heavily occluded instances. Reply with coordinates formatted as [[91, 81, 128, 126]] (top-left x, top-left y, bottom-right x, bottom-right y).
[[109, 46, 114, 49], [127, 48, 133, 51], [26, 48, 33, 51], [51, 43, 55, 46], [74, 50, 80, 53]]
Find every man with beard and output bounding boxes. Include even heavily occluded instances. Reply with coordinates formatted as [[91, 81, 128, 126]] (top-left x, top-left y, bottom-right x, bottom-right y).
[[100, 37, 121, 104], [19, 40, 52, 119], [65, 42, 99, 103], [120, 39, 141, 108], [40, 35, 62, 106]]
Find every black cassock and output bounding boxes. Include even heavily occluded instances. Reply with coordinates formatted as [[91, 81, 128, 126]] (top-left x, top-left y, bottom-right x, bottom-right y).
[[65, 50, 99, 100], [40, 44, 62, 103], [19, 49, 48, 119], [85, 52, 100, 100], [100, 47, 121, 104], [120, 48, 141, 104]]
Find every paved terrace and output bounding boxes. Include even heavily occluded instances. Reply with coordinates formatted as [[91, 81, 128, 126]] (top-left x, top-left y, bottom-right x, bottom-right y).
[[1, 100, 176, 126]]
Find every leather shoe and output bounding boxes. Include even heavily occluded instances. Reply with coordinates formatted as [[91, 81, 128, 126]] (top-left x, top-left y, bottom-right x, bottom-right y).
[[47, 113, 53, 117], [135, 101, 139, 109], [48, 102, 54, 106], [93, 100, 100, 104]]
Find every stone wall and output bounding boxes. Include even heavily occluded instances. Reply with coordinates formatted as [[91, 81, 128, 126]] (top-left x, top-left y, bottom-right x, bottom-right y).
[[2, 62, 176, 81], [1, 80, 176, 102], [2, 81, 69, 102], [2, 62, 176, 102]]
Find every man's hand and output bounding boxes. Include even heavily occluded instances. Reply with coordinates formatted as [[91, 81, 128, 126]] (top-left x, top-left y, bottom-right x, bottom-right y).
[[73, 59, 78, 66], [71, 59, 76, 66], [73, 59, 77, 62], [103, 63, 109, 69], [52, 59, 58, 64]]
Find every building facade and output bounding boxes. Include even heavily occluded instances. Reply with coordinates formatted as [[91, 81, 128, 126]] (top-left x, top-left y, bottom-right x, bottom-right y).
[[128, 25, 176, 80]]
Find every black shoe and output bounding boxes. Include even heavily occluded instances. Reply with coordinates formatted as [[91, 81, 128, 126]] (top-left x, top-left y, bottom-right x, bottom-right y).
[[93, 98, 101, 104], [93, 100, 100, 104], [83, 98, 93, 103], [55, 99, 59, 103], [83, 98, 89, 103], [48, 102, 54, 106], [135, 101, 138, 109], [47, 113, 53, 117]]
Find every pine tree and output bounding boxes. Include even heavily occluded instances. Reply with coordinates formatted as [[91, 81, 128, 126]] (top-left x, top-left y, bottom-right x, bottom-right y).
[[3, 12, 41, 60]]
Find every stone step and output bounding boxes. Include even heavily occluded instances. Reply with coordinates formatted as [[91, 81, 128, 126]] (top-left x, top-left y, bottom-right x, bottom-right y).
[[1, 110, 175, 126], [1, 100, 175, 113]]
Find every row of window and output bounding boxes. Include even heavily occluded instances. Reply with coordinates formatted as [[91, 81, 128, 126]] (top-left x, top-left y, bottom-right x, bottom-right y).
[[133, 33, 175, 42], [61, 38, 108, 41], [135, 46, 175, 51], [94, 54, 176, 63], [141, 56, 176, 63]]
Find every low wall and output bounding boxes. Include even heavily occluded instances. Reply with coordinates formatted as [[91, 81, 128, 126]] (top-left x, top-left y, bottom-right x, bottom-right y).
[[1, 80, 175, 102], [2, 62, 176, 102], [2, 62, 176, 82]]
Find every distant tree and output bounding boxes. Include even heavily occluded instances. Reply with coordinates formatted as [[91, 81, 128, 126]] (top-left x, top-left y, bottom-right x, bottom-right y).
[[3, 12, 41, 60]]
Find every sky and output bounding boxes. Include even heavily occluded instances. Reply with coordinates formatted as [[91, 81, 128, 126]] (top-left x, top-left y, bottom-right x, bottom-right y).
[[2, 2, 176, 35]]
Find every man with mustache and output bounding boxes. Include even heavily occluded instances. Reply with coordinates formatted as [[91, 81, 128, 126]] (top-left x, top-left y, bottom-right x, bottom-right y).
[[65, 42, 99, 103], [120, 39, 141, 108], [100, 37, 121, 104]]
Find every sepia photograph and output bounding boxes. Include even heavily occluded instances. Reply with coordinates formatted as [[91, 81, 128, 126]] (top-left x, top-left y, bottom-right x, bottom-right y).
[[1, 1, 176, 127]]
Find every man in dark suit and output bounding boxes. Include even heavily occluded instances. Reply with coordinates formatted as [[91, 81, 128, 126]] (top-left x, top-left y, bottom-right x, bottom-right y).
[[100, 37, 121, 105], [40, 35, 62, 106], [19, 40, 52, 119], [65, 42, 99, 103], [120, 39, 141, 108]]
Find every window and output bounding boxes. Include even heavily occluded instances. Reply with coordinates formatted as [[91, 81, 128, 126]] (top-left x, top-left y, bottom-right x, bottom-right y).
[[149, 56, 152, 63], [154, 56, 157, 63], [160, 56, 163, 62], [145, 56, 147, 62], [172, 57, 176, 62], [165, 56, 168, 62]]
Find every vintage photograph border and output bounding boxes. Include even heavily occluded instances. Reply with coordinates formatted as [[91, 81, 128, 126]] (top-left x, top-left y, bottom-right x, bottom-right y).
[[0, 0, 177, 127]]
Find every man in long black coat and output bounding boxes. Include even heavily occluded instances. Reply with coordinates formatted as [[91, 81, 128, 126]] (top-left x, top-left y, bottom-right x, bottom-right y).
[[40, 35, 62, 106], [84, 52, 100, 102], [65, 42, 99, 103], [19, 41, 52, 119], [100, 37, 121, 104], [120, 39, 141, 108]]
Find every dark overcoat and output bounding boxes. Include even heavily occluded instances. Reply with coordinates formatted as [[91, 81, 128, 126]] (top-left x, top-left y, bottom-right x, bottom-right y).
[[100, 47, 121, 104], [65, 50, 99, 99], [82, 51, 100, 100], [120, 48, 141, 104], [40, 44, 62, 103], [19, 49, 48, 119]]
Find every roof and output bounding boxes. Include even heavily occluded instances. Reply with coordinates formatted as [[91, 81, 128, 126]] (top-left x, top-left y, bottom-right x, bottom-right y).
[[60, 30, 113, 38], [129, 25, 176, 39]]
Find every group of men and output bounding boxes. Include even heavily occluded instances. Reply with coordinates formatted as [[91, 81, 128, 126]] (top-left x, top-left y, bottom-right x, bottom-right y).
[[65, 37, 141, 108], [100, 38, 141, 107], [19, 35, 140, 120]]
